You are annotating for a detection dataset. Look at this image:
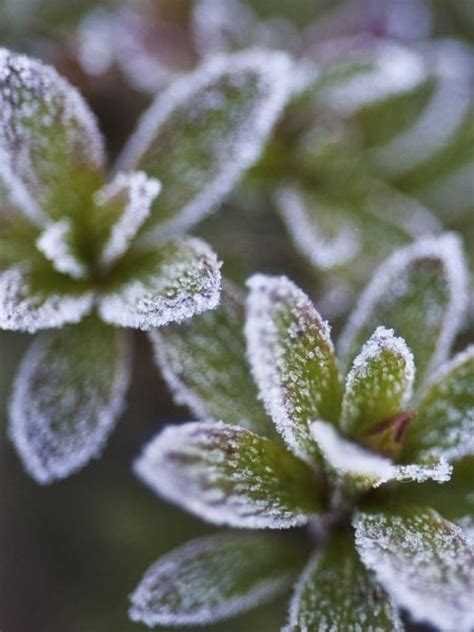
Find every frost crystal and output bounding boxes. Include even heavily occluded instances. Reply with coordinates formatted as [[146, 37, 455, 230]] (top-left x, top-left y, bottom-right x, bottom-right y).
[[0, 266, 94, 333], [95, 171, 161, 267], [36, 219, 88, 280]]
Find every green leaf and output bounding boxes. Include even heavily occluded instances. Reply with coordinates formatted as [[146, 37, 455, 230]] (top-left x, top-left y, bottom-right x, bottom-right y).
[[135, 421, 323, 529], [150, 282, 272, 435], [245, 274, 342, 466], [285, 531, 402, 631], [0, 48, 105, 224], [98, 236, 221, 331], [403, 346, 474, 463], [117, 50, 291, 238], [9, 317, 130, 483], [339, 234, 468, 390], [354, 506, 474, 631], [130, 532, 305, 627], [340, 327, 415, 456]]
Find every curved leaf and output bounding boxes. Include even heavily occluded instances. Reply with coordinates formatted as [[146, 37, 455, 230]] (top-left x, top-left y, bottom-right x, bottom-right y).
[[150, 282, 271, 435], [9, 317, 130, 483], [130, 532, 304, 627], [117, 49, 292, 238], [134, 421, 322, 529], [98, 237, 221, 331], [245, 274, 342, 466], [354, 507, 474, 632]]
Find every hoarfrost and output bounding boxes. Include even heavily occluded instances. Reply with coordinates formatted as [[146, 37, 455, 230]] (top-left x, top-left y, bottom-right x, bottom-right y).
[[36, 219, 88, 280], [354, 508, 474, 631], [0, 266, 94, 332]]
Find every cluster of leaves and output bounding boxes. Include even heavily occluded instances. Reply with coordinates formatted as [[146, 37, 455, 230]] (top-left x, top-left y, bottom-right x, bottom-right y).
[[0, 46, 291, 482], [130, 234, 474, 631]]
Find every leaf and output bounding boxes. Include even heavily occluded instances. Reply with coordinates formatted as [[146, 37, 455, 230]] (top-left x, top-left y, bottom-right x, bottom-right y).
[[339, 234, 468, 390], [94, 171, 161, 267], [0, 265, 94, 333], [98, 236, 221, 331], [354, 507, 474, 632], [9, 317, 130, 483], [117, 49, 292, 238], [245, 274, 342, 466], [0, 47, 105, 222], [149, 282, 271, 435], [403, 346, 474, 463], [134, 421, 322, 529], [310, 420, 451, 491], [130, 532, 305, 627], [285, 531, 402, 632], [36, 219, 88, 280], [340, 327, 415, 453]]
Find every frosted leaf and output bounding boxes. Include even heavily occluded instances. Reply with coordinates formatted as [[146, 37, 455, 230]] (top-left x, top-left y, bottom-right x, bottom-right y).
[[9, 317, 130, 483], [134, 421, 322, 529], [457, 516, 474, 547], [245, 275, 342, 466], [341, 327, 415, 442], [375, 41, 472, 176], [94, 171, 161, 267], [339, 234, 468, 390], [0, 152, 42, 223], [310, 421, 451, 490], [0, 47, 105, 221], [285, 531, 402, 632], [117, 49, 292, 239], [354, 507, 474, 631], [98, 237, 221, 331], [130, 532, 304, 627], [36, 219, 88, 280], [403, 346, 474, 463], [276, 186, 359, 270], [0, 265, 94, 333], [319, 42, 426, 115], [419, 160, 474, 220], [150, 282, 271, 436]]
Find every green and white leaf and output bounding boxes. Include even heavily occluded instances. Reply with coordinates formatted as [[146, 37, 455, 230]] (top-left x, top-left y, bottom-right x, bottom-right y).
[[285, 531, 402, 631], [9, 317, 130, 483], [339, 234, 468, 390], [117, 49, 292, 239], [134, 421, 322, 529], [130, 532, 304, 627], [354, 507, 474, 632], [150, 282, 271, 435], [245, 274, 342, 465], [98, 236, 221, 331]]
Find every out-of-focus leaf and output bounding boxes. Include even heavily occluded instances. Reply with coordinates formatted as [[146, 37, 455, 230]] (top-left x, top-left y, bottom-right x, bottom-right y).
[[339, 234, 468, 390], [117, 50, 292, 238], [130, 532, 305, 627], [98, 236, 221, 331], [135, 421, 323, 529], [245, 274, 342, 466], [340, 327, 415, 453], [403, 346, 474, 462], [285, 531, 402, 631], [150, 282, 271, 435], [354, 506, 474, 632], [9, 317, 130, 483]]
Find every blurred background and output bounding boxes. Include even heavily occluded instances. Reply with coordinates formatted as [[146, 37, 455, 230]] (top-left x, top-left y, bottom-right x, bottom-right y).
[[0, 1, 473, 630]]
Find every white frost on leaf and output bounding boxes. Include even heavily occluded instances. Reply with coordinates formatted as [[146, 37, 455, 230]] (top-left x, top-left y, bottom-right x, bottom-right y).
[[310, 421, 451, 488], [98, 237, 221, 331], [339, 233, 468, 379], [129, 533, 298, 626], [354, 508, 474, 632], [0, 153, 43, 223], [9, 322, 130, 483], [95, 171, 161, 267], [36, 219, 88, 280], [134, 421, 319, 529], [0, 266, 94, 333], [117, 49, 293, 238]]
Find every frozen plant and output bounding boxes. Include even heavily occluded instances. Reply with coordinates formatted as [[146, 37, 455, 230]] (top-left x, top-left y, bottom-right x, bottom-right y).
[[0, 46, 292, 483], [131, 234, 474, 631]]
